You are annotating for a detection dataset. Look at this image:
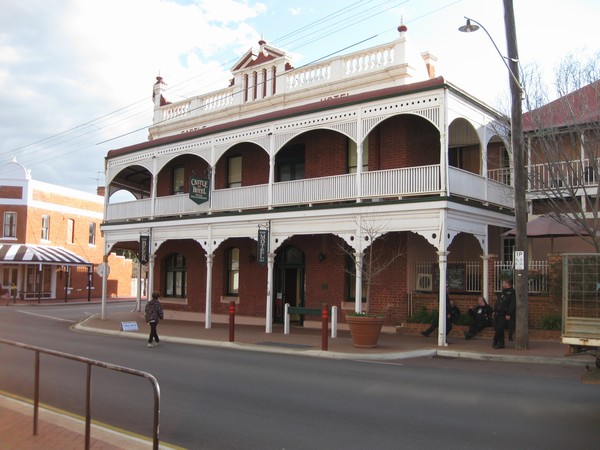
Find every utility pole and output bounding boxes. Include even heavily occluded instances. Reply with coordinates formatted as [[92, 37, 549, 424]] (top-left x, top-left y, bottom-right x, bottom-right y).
[[504, 0, 529, 349]]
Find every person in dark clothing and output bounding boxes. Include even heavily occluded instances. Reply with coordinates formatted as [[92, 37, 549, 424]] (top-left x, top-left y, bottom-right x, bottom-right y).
[[421, 288, 460, 337], [464, 296, 493, 339], [493, 279, 516, 349], [145, 291, 164, 348]]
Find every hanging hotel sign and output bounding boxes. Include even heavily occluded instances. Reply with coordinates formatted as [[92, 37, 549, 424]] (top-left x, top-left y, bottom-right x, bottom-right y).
[[139, 235, 150, 265], [189, 175, 210, 205], [257, 227, 269, 266]]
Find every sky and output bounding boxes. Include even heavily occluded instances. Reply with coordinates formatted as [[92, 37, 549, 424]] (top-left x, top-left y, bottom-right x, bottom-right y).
[[1, 0, 599, 194]]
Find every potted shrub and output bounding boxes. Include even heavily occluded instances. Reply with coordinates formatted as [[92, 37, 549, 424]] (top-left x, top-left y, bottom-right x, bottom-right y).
[[346, 312, 385, 348], [339, 220, 404, 348]]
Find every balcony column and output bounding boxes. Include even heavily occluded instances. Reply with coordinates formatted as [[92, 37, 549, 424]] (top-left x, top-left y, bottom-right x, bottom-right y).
[[480, 254, 491, 304], [265, 252, 275, 333], [436, 251, 449, 347], [205, 252, 213, 329], [482, 129, 489, 202], [209, 163, 216, 214], [354, 250, 364, 313], [150, 159, 158, 219], [440, 98, 449, 196], [268, 133, 275, 210], [356, 113, 364, 203]]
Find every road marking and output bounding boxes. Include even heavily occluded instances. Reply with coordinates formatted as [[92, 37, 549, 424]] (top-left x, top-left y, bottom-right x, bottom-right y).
[[356, 360, 405, 366], [16, 310, 76, 323]]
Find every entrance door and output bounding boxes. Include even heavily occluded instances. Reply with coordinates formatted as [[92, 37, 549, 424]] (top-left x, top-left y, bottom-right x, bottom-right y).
[[273, 246, 305, 324]]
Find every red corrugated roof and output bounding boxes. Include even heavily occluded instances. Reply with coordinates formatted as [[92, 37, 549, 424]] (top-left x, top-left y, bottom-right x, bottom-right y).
[[107, 76, 446, 159], [523, 80, 600, 131]]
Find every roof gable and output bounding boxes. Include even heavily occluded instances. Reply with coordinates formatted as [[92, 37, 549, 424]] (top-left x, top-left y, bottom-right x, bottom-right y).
[[232, 41, 287, 72]]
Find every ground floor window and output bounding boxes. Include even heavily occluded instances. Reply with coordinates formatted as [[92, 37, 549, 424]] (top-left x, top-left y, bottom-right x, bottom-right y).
[[165, 254, 187, 298], [227, 247, 240, 295], [25, 265, 52, 293]]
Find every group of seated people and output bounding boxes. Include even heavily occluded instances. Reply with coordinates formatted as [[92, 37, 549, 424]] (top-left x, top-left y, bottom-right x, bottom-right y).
[[420, 295, 494, 340]]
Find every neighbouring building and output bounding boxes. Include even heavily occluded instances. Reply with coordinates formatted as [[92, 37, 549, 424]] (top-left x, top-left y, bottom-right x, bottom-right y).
[[0, 158, 133, 301], [102, 26, 517, 342], [523, 79, 600, 258]]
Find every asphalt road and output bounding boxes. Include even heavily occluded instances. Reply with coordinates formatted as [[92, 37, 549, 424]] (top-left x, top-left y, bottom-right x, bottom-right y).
[[1, 302, 599, 449]]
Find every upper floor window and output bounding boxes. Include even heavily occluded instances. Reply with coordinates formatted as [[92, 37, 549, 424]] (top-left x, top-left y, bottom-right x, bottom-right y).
[[449, 146, 464, 169], [66, 219, 74, 244], [88, 222, 96, 246], [228, 156, 242, 188], [172, 166, 185, 194], [276, 145, 305, 182], [41, 215, 50, 241], [3, 212, 16, 238], [348, 138, 369, 173], [227, 247, 240, 295]]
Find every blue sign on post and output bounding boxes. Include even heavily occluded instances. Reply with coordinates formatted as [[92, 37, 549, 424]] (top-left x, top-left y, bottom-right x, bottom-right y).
[[257, 228, 269, 266]]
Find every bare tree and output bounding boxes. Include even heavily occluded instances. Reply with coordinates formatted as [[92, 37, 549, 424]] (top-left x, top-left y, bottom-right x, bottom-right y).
[[337, 219, 405, 314], [522, 52, 600, 250]]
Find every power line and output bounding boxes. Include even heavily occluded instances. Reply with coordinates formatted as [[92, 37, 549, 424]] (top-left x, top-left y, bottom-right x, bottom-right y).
[[3, 1, 460, 169]]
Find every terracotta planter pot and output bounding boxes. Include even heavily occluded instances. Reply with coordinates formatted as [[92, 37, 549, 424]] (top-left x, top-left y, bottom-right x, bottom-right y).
[[346, 315, 385, 348]]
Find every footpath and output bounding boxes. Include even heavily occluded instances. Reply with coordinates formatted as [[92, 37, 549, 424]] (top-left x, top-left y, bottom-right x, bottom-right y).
[[1, 298, 597, 449]]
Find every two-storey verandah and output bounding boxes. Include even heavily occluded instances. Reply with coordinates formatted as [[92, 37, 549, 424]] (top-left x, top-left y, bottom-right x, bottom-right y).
[[102, 78, 514, 346]]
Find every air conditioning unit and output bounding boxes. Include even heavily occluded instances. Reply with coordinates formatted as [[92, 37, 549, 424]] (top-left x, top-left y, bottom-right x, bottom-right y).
[[416, 274, 433, 291]]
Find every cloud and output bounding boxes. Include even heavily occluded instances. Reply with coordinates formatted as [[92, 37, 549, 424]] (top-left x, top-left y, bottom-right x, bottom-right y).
[[0, 0, 268, 192]]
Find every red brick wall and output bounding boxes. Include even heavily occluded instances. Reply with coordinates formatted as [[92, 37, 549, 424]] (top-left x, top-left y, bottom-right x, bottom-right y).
[[371, 115, 440, 170], [302, 130, 347, 178], [156, 155, 210, 196], [1, 186, 132, 299], [214, 144, 269, 189], [154, 232, 416, 325], [0, 186, 23, 199], [153, 239, 206, 312]]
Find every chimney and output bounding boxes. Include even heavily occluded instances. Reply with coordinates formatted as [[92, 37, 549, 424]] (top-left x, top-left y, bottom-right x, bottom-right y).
[[97, 186, 106, 197], [421, 52, 437, 79]]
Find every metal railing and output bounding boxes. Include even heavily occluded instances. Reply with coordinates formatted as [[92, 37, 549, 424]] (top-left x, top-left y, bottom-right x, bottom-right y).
[[413, 260, 550, 294], [0, 338, 160, 450]]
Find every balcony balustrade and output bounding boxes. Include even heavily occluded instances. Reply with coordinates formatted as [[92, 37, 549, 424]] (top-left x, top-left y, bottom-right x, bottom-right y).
[[155, 41, 401, 126], [106, 165, 514, 222], [529, 158, 598, 192]]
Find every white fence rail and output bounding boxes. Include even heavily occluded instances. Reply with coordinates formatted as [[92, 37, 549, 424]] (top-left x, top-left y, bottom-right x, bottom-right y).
[[106, 165, 515, 221], [413, 260, 549, 294]]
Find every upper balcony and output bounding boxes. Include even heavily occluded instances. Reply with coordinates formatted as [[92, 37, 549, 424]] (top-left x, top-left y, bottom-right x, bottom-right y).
[[105, 165, 513, 222], [105, 28, 513, 225], [149, 26, 436, 141]]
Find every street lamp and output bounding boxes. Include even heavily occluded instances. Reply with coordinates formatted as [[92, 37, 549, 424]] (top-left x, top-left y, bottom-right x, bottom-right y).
[[459, 0, 529, 350]]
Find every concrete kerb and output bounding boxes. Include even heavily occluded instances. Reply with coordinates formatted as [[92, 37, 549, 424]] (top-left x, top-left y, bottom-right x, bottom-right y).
[[436, 349, 590, 367], [72, 315, 434, 360], [72, 314, 590, 366]]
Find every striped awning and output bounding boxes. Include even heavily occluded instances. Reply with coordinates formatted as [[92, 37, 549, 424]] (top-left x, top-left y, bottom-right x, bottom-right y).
[[0, 244, 91, 266]]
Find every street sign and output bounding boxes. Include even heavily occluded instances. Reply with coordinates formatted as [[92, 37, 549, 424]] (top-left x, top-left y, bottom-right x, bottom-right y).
[[189, 175, 210, 205], [96, 263, 110, 277], [515, 250, 525, 270], [257, 228, 269, 266], [139, 235, 150, 265]]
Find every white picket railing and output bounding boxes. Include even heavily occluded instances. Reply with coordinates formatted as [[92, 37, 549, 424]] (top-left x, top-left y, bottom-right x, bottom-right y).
[[106, 165, 516, 221], [413, 260, 549, 294]]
